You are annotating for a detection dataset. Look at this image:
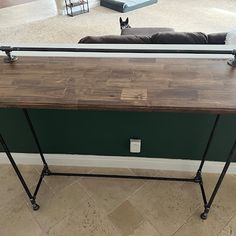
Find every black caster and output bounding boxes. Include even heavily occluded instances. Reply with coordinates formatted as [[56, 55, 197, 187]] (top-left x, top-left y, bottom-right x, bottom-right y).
[[32, 203, 40, 211], [200, 212, 208, 220]]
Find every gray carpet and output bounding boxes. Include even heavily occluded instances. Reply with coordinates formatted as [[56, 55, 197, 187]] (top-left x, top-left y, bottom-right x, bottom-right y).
[[1, 0, 236, 43]]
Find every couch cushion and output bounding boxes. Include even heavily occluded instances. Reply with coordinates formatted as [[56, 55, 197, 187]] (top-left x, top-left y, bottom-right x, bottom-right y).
[[121, 27, 174, 36], [151, 32, 208, 44], [79, 35, 151, 44], [207, 32, 227, 44]]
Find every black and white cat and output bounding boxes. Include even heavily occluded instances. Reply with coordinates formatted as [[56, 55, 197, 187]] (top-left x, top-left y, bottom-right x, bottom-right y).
[[119, 17, 131, 30]]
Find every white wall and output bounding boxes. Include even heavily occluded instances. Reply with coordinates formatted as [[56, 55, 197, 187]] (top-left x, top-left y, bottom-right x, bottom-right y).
[[54, 0, 65, 15]]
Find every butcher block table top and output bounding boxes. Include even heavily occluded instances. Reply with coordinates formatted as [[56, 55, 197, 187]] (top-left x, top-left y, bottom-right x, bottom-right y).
[[0, 56, 236, 113]]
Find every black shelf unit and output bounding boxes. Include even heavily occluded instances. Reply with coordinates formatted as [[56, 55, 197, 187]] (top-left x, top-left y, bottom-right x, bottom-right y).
[[65, 0, 89, 16]]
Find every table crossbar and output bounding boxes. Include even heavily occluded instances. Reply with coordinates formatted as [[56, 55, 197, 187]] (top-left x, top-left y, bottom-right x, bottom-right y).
[[1, 109, 236, 220]]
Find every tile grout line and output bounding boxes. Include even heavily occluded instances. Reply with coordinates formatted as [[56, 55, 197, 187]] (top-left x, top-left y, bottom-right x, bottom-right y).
[[103, 168, 148, 216], [27, 207, 48, 235], [109, 168, 163, 235], [126, 201, 163, 236], [3, 165, 236, 235], [2, 165, 236, 236], [25, 166, 96, 234], [125, 181, 163, 236], [37, 165, 96, 195], [28, 181, 97, 234], [77, 167, 148, 216], [170, 179, 207, 236], [75, 167, 154, 235], [170, 205, 203, 236], [105, 180, 147, 217], [103, 168, 196, 235], [216, 209, 236, 235], [72, 182, 124, 236]]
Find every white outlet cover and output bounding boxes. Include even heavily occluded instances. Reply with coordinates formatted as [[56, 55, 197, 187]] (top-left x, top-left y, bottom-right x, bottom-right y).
[[130, 139, 141, 153]]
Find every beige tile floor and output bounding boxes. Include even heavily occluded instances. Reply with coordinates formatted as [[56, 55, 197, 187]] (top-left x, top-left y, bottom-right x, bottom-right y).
[[0, 164, 236, 236]]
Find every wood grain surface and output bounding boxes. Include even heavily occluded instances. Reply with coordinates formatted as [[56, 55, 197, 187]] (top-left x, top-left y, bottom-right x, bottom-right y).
[[0, 56, 236, 113]]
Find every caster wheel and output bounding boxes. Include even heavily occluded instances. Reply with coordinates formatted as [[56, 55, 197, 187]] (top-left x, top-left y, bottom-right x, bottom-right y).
[[32, 203, 40, 211], [200, 212, 208, 220]]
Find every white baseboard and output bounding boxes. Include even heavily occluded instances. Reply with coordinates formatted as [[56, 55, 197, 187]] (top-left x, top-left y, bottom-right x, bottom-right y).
[[0, 152, 235, 174]]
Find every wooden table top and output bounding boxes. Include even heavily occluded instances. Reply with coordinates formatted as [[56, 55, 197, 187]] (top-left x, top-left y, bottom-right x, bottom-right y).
[[1, 56, 236, 114]]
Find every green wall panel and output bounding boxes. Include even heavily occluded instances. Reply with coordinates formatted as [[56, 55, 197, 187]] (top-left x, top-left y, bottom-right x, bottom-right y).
[[204, 115, 236, 162], [0, 108, 223, 161]]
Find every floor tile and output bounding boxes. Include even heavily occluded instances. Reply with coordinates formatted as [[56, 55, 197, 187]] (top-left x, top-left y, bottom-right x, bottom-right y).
[[32, 181, 91, 233], [218, 214, 236, 236], [202, 173, 236, 210], [108, 200, 144, 236], [35, 165, 94, 195], [173, 206, 235, 236], [0, 196, 42, 236], [79, 168, 144, 213], [173, 173, 236, 236], [48, 197, 121, 236], [0, 164, 41, 210], [129, 220, 161, 236], [129, 180, 202, 236], [1, 165, 236, 236]]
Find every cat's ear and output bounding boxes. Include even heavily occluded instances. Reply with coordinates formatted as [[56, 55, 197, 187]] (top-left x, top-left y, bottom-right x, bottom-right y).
[[120, 17, 123, 23], [125, 17, 129, 23]]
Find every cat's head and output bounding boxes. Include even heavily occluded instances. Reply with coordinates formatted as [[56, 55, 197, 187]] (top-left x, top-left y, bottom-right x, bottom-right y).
[[119, 17, 130, 29]]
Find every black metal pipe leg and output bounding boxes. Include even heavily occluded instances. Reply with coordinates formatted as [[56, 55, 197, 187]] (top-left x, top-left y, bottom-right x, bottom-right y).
[[197, 114, 220, 175], [194, 114, 220, 218], [200, 141, 236, 220], [33, 166, 47, 199], [0, 134, 40, 210], [23, 109, 50, 174]]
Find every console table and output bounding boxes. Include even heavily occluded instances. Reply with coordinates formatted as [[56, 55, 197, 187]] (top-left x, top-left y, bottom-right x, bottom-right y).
[[0, 53, 236, 220]]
